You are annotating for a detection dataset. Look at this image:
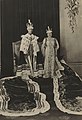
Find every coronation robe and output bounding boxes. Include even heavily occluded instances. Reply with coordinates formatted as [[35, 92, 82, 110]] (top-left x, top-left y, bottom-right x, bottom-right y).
[[20, 33, 39, 72]]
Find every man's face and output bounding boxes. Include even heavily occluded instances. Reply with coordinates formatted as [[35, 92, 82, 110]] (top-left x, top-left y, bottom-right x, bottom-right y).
[[47, 32, 52, 37], [27, 28, 33, 34]]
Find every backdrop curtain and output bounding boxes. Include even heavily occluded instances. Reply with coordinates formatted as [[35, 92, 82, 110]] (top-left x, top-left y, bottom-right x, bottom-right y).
[[1, 0, 60, 77]]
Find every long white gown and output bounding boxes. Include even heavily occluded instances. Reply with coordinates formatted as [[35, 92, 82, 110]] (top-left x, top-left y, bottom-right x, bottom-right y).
[[42, 37, 64, 78]]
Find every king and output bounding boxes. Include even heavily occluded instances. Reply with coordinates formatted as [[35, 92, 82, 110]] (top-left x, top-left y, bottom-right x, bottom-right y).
[[20, 19, 39, 76]]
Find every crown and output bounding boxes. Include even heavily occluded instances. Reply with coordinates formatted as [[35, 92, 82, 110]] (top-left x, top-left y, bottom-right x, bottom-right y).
[[46, 26, 52, 33], [26, 19, 34, 29]]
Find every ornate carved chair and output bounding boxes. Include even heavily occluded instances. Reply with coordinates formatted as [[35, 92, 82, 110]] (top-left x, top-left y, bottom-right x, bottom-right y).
[[12, 41, 21, 75]]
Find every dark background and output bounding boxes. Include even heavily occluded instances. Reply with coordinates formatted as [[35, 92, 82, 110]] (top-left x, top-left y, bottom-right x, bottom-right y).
[[1, 0, 60, 77]]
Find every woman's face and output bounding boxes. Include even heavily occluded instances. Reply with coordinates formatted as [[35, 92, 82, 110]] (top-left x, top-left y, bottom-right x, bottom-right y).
[[27, 28, 33, 34], [47, 32, 52, 37]]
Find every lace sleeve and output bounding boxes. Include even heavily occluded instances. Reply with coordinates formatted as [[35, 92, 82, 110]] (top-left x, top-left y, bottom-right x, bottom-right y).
[[55, 39, 59, 50], [41, 38, 46, 56]]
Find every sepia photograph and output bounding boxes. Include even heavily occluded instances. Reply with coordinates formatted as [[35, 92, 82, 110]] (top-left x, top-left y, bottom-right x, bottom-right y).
[[0, 0, 82, 120]]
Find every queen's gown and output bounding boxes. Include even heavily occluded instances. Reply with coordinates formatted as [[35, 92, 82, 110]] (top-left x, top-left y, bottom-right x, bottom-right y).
[[41, 37, 64, 78]]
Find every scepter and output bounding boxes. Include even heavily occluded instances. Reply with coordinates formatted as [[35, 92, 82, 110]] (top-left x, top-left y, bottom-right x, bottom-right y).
[[25, 55, 34, 76]]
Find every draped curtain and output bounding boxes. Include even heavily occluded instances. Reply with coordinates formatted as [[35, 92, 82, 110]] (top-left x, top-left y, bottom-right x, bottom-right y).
[[1, 0, 59, 77]]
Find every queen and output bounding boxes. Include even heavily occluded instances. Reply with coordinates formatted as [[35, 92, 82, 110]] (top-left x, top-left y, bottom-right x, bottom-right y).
[[41, 26, 64, 78]]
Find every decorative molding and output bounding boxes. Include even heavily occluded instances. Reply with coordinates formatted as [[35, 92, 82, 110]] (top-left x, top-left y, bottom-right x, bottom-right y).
[[65, 0, 79, 32], [68, 62, 82, 76], [67, 62, 82, 64]]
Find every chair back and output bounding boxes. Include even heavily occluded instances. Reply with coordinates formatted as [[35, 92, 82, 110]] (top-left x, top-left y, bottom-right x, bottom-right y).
[[12, 41, 21, 74]]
